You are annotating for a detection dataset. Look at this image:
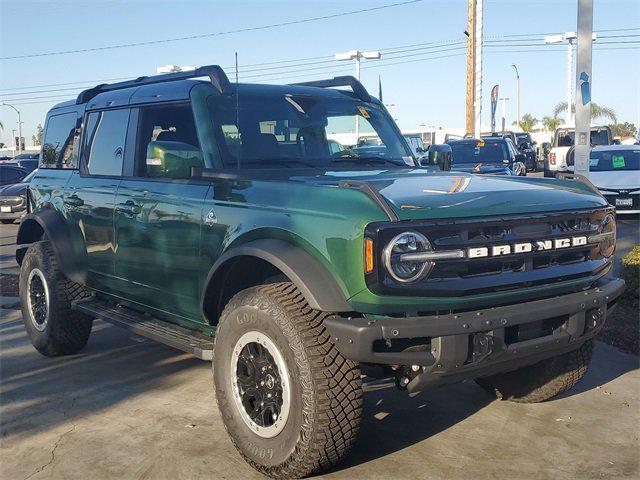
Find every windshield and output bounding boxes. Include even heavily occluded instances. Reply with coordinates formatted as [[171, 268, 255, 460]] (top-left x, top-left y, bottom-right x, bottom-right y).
[[515, 133, 531, 145], [207, 92, 414, 169], [449, 140, 508, 164], [555, 129, 611, 147], [589, 149, 639, 171]]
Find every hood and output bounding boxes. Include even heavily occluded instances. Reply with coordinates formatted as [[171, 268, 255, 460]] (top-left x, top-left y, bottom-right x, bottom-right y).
[[588, 170, 640, 191], [0, 182, 27, 197], [299, 169, 608, 221]]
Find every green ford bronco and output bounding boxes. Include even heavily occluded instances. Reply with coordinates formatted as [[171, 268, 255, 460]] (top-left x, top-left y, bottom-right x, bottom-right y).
[[17, 65, 624, 478]]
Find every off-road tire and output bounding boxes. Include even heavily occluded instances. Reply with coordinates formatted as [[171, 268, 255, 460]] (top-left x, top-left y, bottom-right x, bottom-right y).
[[476, 340, 593, 403], [213, 282, 362, 479], [20, 241, 93, 356]]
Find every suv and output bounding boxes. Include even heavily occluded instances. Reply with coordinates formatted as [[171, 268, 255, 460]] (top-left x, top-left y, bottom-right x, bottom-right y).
[[546, 126, 613, 177], [16, 65, 624, 479], [447, 137, 527, 176]]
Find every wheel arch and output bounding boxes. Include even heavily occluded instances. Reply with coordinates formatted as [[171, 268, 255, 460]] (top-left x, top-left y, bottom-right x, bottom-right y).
[[16, 210, 87, 283], [201, 238, 352, 324]]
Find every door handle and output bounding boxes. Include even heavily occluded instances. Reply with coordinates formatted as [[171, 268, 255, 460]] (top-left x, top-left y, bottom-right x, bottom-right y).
[[64, 195, 84, 207], [116, 201, 142, 216]]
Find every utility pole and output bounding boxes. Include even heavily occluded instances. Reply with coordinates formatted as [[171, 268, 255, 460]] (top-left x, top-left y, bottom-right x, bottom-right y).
[[2, 103, 22, 154], [473, 0, 484, 138], [465, 0, 476, 136], [574, 0, 594, 178], [335, 50, 382, 143], [11, 129, 16, 157], [511, 64, 520, 131]]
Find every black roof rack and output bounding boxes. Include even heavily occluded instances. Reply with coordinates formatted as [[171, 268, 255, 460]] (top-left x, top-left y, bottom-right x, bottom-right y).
[[291, 76, 372, 103], [76, 64, 232, 104]]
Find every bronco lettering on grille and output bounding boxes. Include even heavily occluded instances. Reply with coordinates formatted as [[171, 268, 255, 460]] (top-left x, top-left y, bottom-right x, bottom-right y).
[[468, 235, 588, 259]]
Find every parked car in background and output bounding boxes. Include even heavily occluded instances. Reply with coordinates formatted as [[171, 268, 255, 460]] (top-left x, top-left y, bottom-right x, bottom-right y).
[[10, 153, 40, 173], [514, 132, 538, 172], [0, 169, 36, 224], [574, 145, 639, 215], [546, 126, 612, 177], [447, 137, 526, 176], [0, 164, 28, 186]]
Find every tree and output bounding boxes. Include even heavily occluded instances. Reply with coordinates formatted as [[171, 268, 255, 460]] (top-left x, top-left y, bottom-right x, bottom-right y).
[[552, 101, 617, 123], [514, 114, 538, 132], [542, 116, 562, 132], [32, 124, 44, 146], [609, 122, 637, 139]]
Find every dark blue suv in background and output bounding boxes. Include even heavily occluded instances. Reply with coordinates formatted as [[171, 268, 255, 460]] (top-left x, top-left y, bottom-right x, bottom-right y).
[[446, 137, 527, 176]]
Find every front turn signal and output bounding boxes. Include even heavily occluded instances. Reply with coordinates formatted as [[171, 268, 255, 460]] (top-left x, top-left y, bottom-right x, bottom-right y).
[[365, 237, 374, 273]]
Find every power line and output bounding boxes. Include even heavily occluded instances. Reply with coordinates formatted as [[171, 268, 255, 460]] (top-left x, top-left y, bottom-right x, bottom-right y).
[[1, 0, 426, 60]]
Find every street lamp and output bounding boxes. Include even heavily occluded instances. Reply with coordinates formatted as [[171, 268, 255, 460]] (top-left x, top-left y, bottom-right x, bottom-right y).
[[2, 103, 22, 155], [334, 50, 381, 141], [511, 64, 520, 131], [544, 32, 596, 126]]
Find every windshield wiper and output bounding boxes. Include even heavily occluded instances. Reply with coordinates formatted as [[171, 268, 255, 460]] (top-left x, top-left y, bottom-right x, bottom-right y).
[[241, 158, 318, 168], [331, 156, 409, 167]]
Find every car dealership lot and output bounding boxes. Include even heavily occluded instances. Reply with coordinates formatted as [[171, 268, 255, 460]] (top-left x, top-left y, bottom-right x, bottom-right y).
[[0, 220, 638, 480]]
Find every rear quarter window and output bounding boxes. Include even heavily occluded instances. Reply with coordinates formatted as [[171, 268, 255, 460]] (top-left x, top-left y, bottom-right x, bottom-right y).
[[41, 112, 81, 169]]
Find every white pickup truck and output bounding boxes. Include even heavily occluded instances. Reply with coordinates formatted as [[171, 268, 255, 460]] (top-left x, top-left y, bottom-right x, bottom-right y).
[[545, 126, 613, 177]]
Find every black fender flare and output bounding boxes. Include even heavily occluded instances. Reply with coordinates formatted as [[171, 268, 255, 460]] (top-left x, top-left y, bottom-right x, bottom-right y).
[[16, 210, 87, 283], [201, 238, 352, 314]]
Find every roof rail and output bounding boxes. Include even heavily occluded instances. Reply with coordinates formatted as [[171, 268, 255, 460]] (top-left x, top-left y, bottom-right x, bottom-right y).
[[291, 76, 372, 103], [76, 65, 232, 104]]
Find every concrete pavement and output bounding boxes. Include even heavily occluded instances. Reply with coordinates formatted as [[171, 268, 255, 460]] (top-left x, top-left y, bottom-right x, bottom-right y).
[[0, 299, 638, 480]]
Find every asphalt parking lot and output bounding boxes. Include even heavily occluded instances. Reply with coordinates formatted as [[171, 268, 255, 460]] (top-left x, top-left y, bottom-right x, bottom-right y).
[[1, 216, 639, 480]]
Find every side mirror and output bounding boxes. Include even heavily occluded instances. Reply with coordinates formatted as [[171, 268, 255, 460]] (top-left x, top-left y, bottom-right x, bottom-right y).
[[146, 141, 204, 179], [425, 144, 452, 171]]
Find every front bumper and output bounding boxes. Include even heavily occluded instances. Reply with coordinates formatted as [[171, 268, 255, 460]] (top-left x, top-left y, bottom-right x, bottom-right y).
[[325, 278, 625, 393]]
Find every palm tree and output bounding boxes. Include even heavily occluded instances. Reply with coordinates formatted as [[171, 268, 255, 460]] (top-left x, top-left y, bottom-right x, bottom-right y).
[[552, 101, 617, 123], [542, 116, 562, 132], [516, 114, 538, 132]]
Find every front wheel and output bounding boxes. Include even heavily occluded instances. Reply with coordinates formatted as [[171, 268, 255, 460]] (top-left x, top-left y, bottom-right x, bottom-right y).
[[213, 282, 362, 479], [476, 340, 593, 403]]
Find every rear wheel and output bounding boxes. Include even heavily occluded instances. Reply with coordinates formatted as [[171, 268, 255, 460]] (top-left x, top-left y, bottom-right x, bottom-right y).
[[20, 241, 93, 356], [213, 282, 362, 479], [476, 340, 593, 403]]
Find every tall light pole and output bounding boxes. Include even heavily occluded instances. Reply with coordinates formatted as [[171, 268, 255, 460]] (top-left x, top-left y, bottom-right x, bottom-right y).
[[544, 32, 596, 127], [335, 50, 381, 142], [511, 64, 520, 131], [2, 103, 22, 154]]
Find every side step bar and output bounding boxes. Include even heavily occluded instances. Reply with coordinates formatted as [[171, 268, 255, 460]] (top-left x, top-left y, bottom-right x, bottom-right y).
[[72, 298, 214, 360]]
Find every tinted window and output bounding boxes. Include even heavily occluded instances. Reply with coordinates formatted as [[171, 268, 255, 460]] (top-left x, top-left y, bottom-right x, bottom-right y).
[[136, 104, 202, 179], [449, 141, 508, 164], [41, 113, 81, 169], [84, 109, 130, 176]]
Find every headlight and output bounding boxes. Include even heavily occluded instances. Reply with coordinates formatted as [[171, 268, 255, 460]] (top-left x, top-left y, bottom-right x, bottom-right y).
[[382, 231, 434, 283], [595, 213, 616, 258]]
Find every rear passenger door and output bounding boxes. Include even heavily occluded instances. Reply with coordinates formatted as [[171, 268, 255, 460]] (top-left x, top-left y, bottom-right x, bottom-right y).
[[113, 102, 209, 323], [64, 108, 130, 291]]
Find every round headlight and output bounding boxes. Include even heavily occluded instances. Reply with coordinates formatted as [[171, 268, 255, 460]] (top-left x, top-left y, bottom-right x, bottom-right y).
[[383, 231, 433, 283], [598, 213, 616, 258]]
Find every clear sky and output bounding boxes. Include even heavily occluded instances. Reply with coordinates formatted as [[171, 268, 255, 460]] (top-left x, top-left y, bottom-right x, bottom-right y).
[[1, 0, 638, 147]]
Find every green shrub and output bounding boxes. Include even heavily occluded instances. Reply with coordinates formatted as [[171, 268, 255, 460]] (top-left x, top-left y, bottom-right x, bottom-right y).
[[621, 246, 640, 306]]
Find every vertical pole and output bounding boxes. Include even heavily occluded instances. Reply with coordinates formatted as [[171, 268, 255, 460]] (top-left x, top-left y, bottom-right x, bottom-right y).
[[473, 0, 483, 138], [567, 40, 574, 126], [11, 129, 16, 157], [465, 0, 476, 135], [515, 72, 520, 130], [574, 0, 593, 177], [355, 55, 361, 142], [17, 112, 23, 154]]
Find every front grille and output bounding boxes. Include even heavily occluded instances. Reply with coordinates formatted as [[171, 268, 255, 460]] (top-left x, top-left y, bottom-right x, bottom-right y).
[[0, 196, 24, 207], [366, 208, 612, 297]]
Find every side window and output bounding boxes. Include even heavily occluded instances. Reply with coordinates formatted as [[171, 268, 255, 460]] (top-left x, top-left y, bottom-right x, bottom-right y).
[[136, 104, 203, 180], [83, 109, 130, 176], [1, 167, 25, 183], [41, 113, 81, 169]]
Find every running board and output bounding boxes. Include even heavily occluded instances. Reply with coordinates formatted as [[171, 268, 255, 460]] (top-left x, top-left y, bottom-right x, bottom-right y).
[[72, 298, 214, 360]]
